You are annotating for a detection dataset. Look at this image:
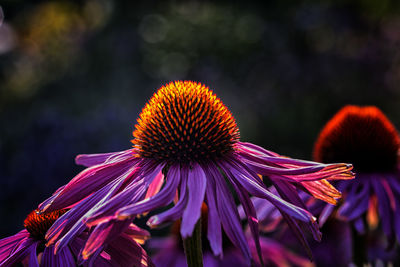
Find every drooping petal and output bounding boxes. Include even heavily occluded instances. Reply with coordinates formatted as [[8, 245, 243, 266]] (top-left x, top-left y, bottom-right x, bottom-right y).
[[39, 156, 140, 212], [115, 164, 181, 220], [301, 179, 342, 205], [202, 164, 223, 257], [82, 219, 131, 260], [223, 158, 315, 223], [371, 178, 393, 238], [40, 246, 75, 267], [208, 163, 252, 265], [1, 237, 36, 267], [219, 161, 263, 265], [28, 241, 39, 267], [147, 167, 188, 227], [75, 149, 135, 167], [103, 231, 154, 267], [338, 180, 370, 220], [270, 178, 321, 241], [85, 162, 164, 226], [0, 230, 29, 262], [181, 163, 207, 238], [145, 171, 165, 199], [47, 168, 141, 251]]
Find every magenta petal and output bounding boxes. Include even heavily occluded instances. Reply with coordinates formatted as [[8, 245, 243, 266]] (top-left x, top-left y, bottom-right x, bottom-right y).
[[1, 237, 36, 267], [115, 164, 181, 219], [82, 219, 131, 260], [75, 149, 134, 167], [104, 231, 154, 267], [180, 163, 207, 238], [148, 167, 188, 227], [85, 161, 164, 226], [0, 230, 29, 262], [46, 172, 133, 250], [145, 171, 165, 199], [39, 156, 140, 212]]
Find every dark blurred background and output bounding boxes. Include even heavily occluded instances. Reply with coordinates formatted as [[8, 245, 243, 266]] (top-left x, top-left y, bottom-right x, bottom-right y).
[[1, 0, 400, 242]]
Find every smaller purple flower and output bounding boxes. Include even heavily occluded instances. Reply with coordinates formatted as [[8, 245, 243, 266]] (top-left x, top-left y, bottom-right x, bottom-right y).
[[313, 106, 400, 245], [253, 105, 400, 264], [0, 208, 153, 266]]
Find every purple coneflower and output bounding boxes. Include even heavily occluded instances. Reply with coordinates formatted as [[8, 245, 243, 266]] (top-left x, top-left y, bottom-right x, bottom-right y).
[[0, 208, 152, 266], [38, 81, 353, 264], [312, 105, 400, 246]]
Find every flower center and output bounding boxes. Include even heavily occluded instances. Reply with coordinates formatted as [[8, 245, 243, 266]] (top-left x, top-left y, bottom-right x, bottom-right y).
[[24, 209, 67, 240], [314, 105, 400, 172], [132, 81, 240, 163]]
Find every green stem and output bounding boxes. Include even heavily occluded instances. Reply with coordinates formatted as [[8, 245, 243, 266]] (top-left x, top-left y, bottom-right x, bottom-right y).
[[182, 220, 203, 267]]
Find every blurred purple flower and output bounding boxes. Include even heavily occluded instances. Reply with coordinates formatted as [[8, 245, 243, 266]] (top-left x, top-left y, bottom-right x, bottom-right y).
[[38, 81, 353, 264], [312, 105, 400, 245], [0, 209, 152, 266]]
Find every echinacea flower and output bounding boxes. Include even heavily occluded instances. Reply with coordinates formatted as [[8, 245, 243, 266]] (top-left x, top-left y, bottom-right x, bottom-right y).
[[0, 208, 153, 266], [150, 205, 315, 267], [38, 81, 353, 264], [312, 105, 400, 245]]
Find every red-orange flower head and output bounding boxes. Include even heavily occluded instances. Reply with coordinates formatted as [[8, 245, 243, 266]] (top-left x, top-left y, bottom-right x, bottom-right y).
[[24, 209, 67, 240], [314, 105, 400, 173], [132, 81, 240, 163]]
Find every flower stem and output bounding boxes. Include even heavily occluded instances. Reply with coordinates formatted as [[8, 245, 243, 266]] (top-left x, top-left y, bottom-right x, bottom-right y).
[[183, 220, 203, 267]]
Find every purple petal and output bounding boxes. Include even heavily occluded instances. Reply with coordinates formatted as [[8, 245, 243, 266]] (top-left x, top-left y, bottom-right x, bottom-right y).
[[0, 230, 29, 262], [338, 181, 369, 220], [28, 241, 39, 267], [39, 156, 140, 212], [230, 178, 263, 265], [82, 219, 131, 260], [180, 163, 207, 238], [148, 167, 188, 227], [85, 162, 164, 226], [202, 165, 222, 257], [371, 178, 393, 237], [41, 246, 75, 267], [115, 163, 181, 220], [145, 171, 165, 199], [270, 178, 321, 241], [353, 217, 365, 234], [1, 237, 36, 267], [208, 163, 252, 265], [47, 170, 138, 250], [75, 149, 134, 167], [319, 204, 335, 226], [222, 159, 315, 223], [103, 231, 154, 267]]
